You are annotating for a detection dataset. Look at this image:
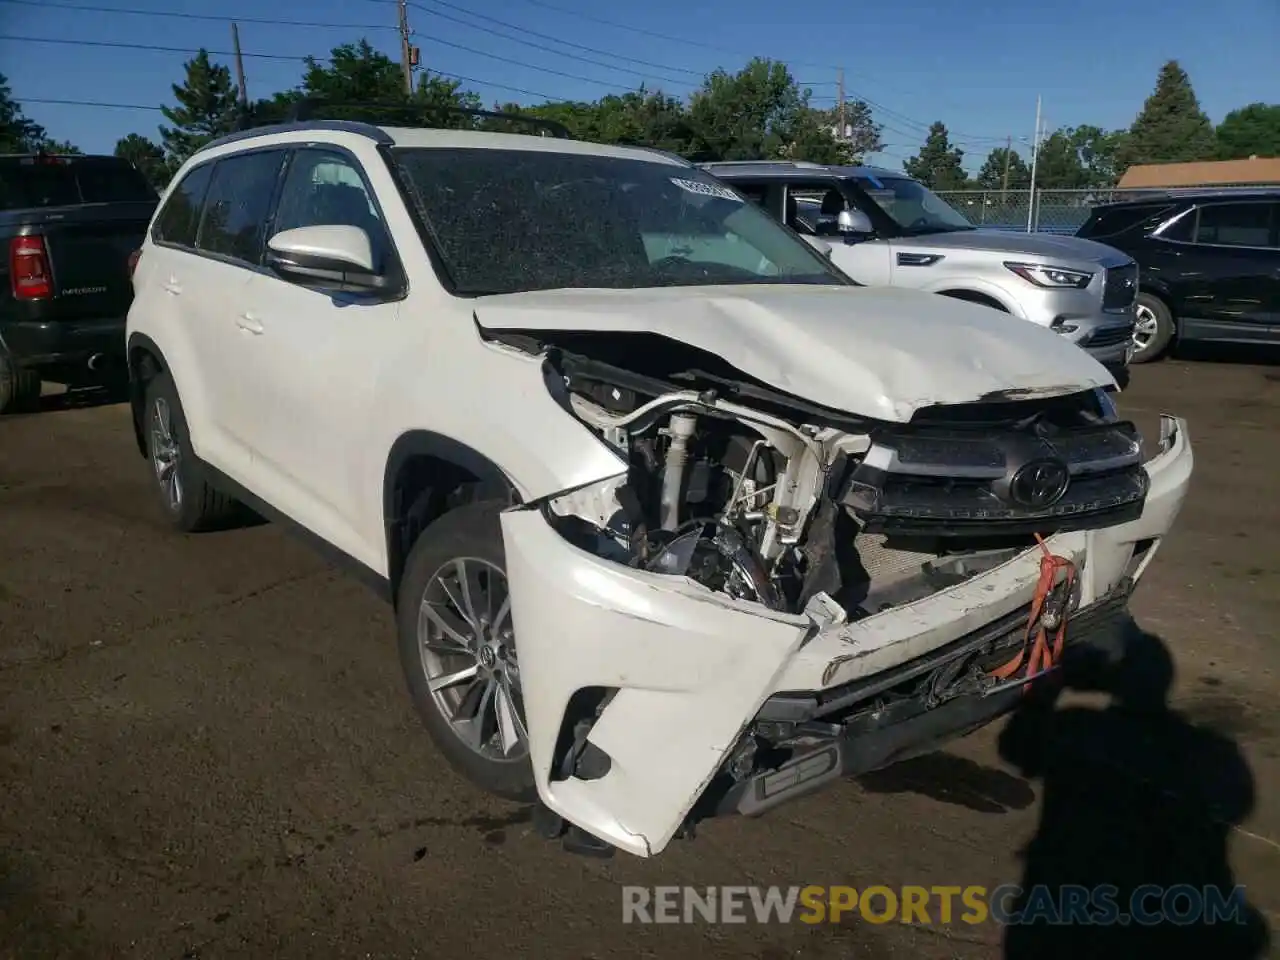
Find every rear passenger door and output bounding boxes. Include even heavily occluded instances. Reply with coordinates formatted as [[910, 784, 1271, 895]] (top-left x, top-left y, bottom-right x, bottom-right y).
[[181, 148, 288, 476], [232, 146, 405, 568]]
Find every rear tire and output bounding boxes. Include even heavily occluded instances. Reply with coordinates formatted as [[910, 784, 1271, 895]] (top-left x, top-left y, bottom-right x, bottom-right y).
[[1131, 293, 1175, 364], [0, 356, 42, 414], [143, 371, 239, 532], [396, 499, 536, 802]]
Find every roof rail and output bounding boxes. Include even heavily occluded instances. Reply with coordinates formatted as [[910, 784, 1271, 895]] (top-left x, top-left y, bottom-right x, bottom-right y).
[[282, 98, 572, 139], [200, 119, 395, 155]]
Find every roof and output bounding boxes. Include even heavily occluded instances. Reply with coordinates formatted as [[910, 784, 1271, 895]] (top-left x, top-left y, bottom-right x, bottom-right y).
[[195, 120, 691, 166], [1116, 157, 1280, 189], [697, 159, 905, 180]]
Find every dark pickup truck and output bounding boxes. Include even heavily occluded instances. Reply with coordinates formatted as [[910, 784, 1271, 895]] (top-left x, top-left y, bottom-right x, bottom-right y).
[[1, 152, 159, 412]]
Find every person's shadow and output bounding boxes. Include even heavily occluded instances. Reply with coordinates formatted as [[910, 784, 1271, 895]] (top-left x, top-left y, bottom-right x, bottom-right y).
[[998, 617, 1270, 958]]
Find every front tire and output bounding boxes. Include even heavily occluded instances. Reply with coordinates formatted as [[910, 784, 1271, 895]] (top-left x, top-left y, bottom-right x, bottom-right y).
[[396, 499, 535, 802], [1131, 293, 1175, 363], [143, 372, 238, 531]]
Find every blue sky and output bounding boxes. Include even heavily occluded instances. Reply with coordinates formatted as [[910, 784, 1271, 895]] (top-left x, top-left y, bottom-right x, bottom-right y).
[[3, 0, 1277, 172]]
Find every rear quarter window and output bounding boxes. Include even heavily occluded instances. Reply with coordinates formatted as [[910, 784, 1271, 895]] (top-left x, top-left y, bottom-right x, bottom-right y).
[[154, 163, 215, 248]]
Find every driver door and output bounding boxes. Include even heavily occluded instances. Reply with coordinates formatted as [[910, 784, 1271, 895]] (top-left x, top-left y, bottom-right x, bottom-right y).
[[782, 182, 893, 285]]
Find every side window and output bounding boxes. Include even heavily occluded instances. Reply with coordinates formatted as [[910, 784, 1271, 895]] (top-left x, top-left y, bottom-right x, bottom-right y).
[[271, 149, 390, 271], [196, 150, 286, 264], [1157, 207, 1196, 242], [1193, 202, 1274, 248], [153, 163, 214, 248]]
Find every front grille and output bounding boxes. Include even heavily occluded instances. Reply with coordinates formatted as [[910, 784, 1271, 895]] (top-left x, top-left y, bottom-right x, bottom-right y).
[[1088, 324, 1135, 348], [1102, 263, 1138, 310], [841, 420, 1148, 537]]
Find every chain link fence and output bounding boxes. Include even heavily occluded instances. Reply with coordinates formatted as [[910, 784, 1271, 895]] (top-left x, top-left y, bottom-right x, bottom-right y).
[[932, 187, 1272, 235]]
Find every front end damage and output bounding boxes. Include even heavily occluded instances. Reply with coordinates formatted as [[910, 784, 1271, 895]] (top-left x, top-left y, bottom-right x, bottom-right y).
[[492, 330, 1194, 858]]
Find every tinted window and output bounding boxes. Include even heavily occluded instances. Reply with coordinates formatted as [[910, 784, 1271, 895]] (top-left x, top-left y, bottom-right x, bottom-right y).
[[0, 156, 157, 211], [394, 147, 846, 295], [197, 151, 286, 263], [1158, 208, 1196, 242], [851, 175, 974, 234], [1080, 203, 1178, 239], [1193, 202, 1274, 248], [272, 149, 390, 270], [154, 163, 214, 247]]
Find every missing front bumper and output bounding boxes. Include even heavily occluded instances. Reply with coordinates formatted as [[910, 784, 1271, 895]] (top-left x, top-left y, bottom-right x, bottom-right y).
[[711, 581, 1132, 819], [499, 415, 1192, 858]]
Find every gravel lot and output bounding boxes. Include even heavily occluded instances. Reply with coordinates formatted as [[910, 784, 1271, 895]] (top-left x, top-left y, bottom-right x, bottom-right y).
[[2, 357, 1278, 959]]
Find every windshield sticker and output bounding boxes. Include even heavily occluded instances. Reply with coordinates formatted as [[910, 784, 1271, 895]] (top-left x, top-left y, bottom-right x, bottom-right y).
[[669, 177, 743, 202], [865, 174, 885, 189]]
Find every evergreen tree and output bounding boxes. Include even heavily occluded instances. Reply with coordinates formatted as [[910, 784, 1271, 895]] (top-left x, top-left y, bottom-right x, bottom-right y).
[[904, 122, 968, 190], [976, 146, 1030, 191], [0, 72, 47, 152], [159, 50, 239, 165], [115, 133, 173, 189], [1117, 60, 1216, 170]]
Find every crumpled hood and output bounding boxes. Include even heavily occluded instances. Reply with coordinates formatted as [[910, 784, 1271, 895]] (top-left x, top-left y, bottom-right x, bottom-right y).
[[473, 284, 1115, 422], [898, 228, 1133, 265]]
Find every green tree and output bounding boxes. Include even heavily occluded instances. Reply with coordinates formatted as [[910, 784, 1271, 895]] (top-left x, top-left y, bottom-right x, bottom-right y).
[[1116, 60, 1216, 170], [40, 139, 82, 155], [904, 122, 968, 190], [115, 133, 172, 189], [801, 99, 883, 164], [159, 49, 239, 164], [687, 58, 817, 161], [1216, 102, 1280, 160], [0, 72, 47, 152], [302, 39, 404, 104], [976, 145, 1030, 191], [1072, 125, 1127, 188]]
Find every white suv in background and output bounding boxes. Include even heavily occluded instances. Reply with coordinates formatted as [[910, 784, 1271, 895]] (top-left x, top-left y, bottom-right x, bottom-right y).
[[700, 161, 1141, 376], [125, 113, 1193, 859]]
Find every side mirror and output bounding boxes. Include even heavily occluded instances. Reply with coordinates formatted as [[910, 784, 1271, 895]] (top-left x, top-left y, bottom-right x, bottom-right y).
[[265, 225, 390, 291], [837, 209, 874, 236], [801, 234, 833, 259]]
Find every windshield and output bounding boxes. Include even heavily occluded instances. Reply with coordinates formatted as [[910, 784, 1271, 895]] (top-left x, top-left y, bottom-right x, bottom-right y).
[[852, 175, 974, 235], [393, 147, 850, 296]]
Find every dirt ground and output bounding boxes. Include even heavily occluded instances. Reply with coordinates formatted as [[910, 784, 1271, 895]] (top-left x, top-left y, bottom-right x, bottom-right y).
[[2, 355, 1279, 959]]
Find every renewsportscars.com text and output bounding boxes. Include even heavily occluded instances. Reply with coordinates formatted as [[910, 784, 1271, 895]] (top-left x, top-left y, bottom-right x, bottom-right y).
[[622, 884, 1250, 926]]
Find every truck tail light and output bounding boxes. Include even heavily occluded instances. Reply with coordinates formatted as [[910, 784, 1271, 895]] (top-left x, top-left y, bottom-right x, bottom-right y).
[[9, 235, 52, 300]]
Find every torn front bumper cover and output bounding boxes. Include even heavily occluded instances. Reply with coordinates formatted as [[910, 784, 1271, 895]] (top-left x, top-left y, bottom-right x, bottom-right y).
[[499, 415, 1194, 858]]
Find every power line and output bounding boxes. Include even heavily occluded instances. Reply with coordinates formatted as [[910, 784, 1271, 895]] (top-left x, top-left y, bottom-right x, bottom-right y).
[[0, 33, 315, 62], [409, 0, 702, 81], [0, 0, 393, 31]]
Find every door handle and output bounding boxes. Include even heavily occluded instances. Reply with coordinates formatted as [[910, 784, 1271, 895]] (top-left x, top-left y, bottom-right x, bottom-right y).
[[237, 313, 264, 335]]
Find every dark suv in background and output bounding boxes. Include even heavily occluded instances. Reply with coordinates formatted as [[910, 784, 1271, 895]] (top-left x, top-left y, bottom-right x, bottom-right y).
[[1076, 189, 1279, 363], [1, 152, 158, 412]]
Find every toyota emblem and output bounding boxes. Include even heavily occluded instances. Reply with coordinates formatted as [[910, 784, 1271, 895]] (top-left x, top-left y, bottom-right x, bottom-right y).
[[1009, 459, 1070, 509]]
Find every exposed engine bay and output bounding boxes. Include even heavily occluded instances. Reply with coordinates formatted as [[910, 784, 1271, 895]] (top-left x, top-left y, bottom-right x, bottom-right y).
[[490, 329, 1150, 622]]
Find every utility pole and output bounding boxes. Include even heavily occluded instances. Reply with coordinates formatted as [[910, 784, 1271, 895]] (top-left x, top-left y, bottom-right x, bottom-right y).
[[230, 23, 248, 126], [1026, 95, 1042, 232], [398, 0, 413, 95], [1000, 134, 1012, 200], [231, 23, 248, 108], [837, 68, 846, 147]]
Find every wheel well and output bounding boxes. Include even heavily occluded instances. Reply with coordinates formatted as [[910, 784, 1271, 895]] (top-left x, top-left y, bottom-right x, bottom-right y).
[[128, 343, 165, 459], [383, 439, 518, 602], [938, 289, 1008, 311]]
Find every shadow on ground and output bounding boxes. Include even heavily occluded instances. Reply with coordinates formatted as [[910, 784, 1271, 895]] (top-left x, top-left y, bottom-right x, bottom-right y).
[[995, 617, 1270, 958], [1170, 342, 1280, 369]]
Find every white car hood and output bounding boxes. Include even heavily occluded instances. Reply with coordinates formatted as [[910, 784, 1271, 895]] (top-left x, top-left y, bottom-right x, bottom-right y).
[[473, 284, 1115, 422]]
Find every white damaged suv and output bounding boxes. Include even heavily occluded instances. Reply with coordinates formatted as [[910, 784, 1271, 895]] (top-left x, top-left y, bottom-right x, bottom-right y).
[[125, 112, 1194, 859]]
